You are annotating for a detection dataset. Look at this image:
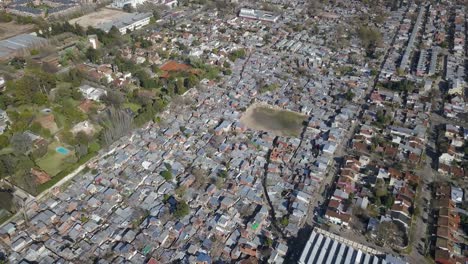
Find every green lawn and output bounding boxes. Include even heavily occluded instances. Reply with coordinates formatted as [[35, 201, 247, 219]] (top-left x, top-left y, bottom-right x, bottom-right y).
[[36, 142, 74, 177], [124, 102, 142, 113]]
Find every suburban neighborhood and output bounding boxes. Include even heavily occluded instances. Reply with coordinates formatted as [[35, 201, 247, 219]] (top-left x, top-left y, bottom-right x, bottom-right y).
[[0, 0, 466, 263]]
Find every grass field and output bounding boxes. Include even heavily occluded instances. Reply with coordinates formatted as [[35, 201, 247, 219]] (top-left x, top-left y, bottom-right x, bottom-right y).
[[240, 104, 307, 137], [124, 102, 142, 113], [36, 141, 74, 177]]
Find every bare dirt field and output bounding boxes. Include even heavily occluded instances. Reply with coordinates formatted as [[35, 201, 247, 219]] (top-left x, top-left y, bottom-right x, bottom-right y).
[[240, 103, 307, 137], [0, 22, 34, 40], [69, 8, 126, 28]]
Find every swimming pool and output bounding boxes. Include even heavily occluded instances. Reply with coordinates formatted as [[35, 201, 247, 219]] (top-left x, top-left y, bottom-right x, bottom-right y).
[[56, 146, 70, 155]]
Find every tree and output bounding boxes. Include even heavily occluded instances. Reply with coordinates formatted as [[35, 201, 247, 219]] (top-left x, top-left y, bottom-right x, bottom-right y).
[[135, 70, 158, 89], [173, 200, 189, 218], [0, 191, 15, 213], [375, 179, 388, 198], [85, 48, 102, 63], [10, 133, 32, 154], [88, 141, 100, 153], [61, 130, 76, 146], [175, 185, 186, 197], [100, 91, 125, 108], [375, 221, 399, 246], [345, 90, 355, 101], [191, 167, 207, 189], [122, 4, 134, 12], [161, 170, 172, 181], [305, 0, 322, 16], [184, 74, 199, 89], [12, 159, 37, 195], [108, 26, 121, 39], [223, 68, 232, 76], [75, 143, 88, 159], [71, 88, 83, 100], [218, 169, 228, 178], [228, 48, 246, 62], [75, 131, 90, 145], [265, 237, 273, 247], [32, 141, 48, 159], [98, 107, 133, 146], [357, 25, 382, 57], [0, 155, 17, 178], [0, 11, 13, 23], [9, 57, 26, 69], [0, 135, 9, 149], [204, 66, 220, 80], [32, 92, 48, 105], [383, 195, 395, 209]]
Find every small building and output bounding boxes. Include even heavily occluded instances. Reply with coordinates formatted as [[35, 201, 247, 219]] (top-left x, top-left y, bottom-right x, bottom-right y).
[[451, 186, 463, 203], [78, 84, 106, 101]]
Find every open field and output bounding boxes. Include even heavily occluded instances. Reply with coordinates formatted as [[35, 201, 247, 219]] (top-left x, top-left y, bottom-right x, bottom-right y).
[[69, 8, 126, 28], [36, 142, 74, 177], [0, 22, 34, 40], [240, 103, 307, 137]]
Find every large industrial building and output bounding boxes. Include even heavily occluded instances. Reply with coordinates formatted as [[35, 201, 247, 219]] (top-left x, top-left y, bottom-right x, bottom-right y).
[[110, 0, 147, 9], [98, 12, 152, 34], [110, 0, 178, 9], [0, 34, 48, 61], [299, 228, 407, 264], [238, 8, 280, 23], [6, 0, 82, 18]]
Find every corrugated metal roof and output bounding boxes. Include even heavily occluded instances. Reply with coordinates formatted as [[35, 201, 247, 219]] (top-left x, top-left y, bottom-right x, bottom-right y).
[[298, 228, 402, 264], [0, 34, 47, 59], [97, 12, 152, 32]]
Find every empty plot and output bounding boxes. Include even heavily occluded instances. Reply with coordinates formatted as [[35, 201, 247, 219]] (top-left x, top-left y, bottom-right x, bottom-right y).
[[0, 22, 34, 40], [240, 104, 307, 137], [69, 8, 126, 29]]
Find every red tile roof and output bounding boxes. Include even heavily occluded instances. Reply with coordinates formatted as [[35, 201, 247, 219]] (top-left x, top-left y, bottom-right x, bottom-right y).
[[160, 60, 191, 72]]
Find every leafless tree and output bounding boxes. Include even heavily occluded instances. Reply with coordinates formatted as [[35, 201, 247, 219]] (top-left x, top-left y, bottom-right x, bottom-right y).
[[99, 107, 133, 146], [375, 221, 399, 247]]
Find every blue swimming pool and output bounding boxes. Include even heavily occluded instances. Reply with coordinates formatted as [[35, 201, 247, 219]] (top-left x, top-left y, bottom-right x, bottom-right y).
[[56, 146, 70, 155]]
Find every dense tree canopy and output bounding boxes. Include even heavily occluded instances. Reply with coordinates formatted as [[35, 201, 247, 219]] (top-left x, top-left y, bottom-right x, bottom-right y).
[[357, 26, 382, 57]]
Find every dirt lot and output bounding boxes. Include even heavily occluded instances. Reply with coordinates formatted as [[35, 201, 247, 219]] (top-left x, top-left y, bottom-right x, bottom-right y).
[[0, 22, 34, 40], [69, 8, 126, 28], [240, 103, 307, 137]]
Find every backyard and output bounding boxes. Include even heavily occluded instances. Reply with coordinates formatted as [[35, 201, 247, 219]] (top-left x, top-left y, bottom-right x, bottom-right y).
[[36, 141, 74, 177]]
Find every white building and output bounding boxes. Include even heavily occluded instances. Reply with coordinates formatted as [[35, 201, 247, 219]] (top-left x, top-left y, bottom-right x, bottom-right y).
[[451, 186, 463, 203], [238, 8, 280, 23], [98, 13, 152, 34], [154, 0, 178, 8], [111, 0, 146, 9], [78, 84, 107, 101]]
